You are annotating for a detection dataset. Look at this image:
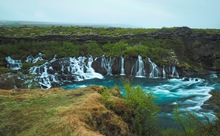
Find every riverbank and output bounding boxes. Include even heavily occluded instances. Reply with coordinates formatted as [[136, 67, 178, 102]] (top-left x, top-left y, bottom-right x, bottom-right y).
[[1, 85, 220, 135], [0, 86, 131, 136]]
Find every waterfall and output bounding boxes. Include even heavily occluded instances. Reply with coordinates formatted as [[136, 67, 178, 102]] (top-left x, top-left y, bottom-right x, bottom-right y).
[[162, 65, 166, 78], [148, 58, 160, 78], [101, 55, 115, 76], [25, 54, 183, 89], [41, 65, 48, 77], [39, 65, 51, 89], [87, 56, 94, 73], [26, 52, 44, 63], [61, 65, 64, 72], [5, 56, 22, 70], [135, 55, 145, 77], [39, 76, 51, 89], [68, 56, 103, 81], [68, 57, 86, 81], [28, 56, 103, 89], [29, 66, 37, 74], [30, 65, 51, 89], [120, 56, 125, 76], [85, 56, 103, 79], [50, 75, 58, 83], [171, 66, 179, 78]]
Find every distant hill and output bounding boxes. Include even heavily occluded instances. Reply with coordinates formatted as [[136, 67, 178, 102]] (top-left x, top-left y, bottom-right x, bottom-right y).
[[0, 20, 135, 28]]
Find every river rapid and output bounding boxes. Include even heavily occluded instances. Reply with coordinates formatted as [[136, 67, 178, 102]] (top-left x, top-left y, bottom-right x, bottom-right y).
[[62, 73, 220, 128]]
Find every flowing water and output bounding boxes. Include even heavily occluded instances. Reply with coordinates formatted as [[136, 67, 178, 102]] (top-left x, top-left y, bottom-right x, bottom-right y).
[[14, 54, 220, 127], [62, 73, 220, 128], [120, 56, 125, 76], [135, 55, 145, 77], [148, 58, 160, 78]]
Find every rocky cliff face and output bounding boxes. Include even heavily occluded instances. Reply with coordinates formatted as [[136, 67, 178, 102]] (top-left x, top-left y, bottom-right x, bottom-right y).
[[0, 55, 181, 89]]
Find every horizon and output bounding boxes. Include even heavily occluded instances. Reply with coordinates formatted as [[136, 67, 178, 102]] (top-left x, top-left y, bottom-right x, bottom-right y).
[[0, 0, 220, 29], [1, 20, 220, 29]]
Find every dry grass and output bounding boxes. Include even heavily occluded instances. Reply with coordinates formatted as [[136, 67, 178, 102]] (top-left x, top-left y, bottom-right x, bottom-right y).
[[0, 86, 130, 136]]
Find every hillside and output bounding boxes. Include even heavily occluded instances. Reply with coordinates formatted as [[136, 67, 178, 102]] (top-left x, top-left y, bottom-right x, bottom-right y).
[[0, 86, 130, 136], [1, 86, 220, 136]]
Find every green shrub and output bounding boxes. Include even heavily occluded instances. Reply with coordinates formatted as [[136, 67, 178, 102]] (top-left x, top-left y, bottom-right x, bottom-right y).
[[124, 45, 149, 58], [172, 105, 220, 136], [85, 41, 103, 56], [124, 83, 159, 136], [103, 41, 129, 57]]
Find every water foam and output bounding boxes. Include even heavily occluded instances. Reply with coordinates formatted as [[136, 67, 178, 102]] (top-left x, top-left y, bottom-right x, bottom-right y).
[[146, 77, 214, 119]]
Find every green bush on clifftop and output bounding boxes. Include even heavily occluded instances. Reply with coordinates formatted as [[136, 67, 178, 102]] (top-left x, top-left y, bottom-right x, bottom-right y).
[[124, 83, 159, 136]]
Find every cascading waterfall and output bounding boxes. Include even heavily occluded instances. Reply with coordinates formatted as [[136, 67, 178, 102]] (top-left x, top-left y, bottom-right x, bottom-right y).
[[69, 57, 85, 81], [120, 56, 125, 76], [28, 56, 103, 89], [135, 55, 145, 77], [5, 56, 22, 70], [171, 66, 179, 78], [26, 52, 44, 63], [68, 56, 103, 81], [148, 58, 160, 78], [87, 56, 94, 73], [29, 64, 52, 89], [101, 55, 115, 76], [41, 65, 48, 77], [29, 66, 37, 74], [61, 65, 64, 72], [162, 65, 166, 78], [14, 54, 184, 89], [85, 56, 103, 79]]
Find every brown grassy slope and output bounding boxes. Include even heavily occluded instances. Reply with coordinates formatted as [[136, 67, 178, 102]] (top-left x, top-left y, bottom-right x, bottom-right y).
[[0, 86, 130, 136]]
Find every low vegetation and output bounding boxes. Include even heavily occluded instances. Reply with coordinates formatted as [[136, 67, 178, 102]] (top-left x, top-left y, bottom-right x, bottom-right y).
[[0, 25, 220, 38], [0, 26, 159, 37]]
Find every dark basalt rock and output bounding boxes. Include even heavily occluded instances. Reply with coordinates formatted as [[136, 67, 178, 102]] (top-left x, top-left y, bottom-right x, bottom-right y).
[[192, 43, 220, 70], [174, 27, 193, 36]]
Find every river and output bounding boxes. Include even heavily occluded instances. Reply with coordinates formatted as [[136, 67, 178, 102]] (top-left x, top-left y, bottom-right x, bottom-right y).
[[61, 73, 220, 128]]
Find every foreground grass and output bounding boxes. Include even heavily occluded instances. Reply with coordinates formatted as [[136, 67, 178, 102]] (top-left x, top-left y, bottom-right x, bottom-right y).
[[0, 86, 129, 136], [1, 85, 220, 136]]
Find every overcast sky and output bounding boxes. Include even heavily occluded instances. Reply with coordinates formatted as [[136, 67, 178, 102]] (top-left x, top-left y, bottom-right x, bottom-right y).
[[0, 0, 220, 28]]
